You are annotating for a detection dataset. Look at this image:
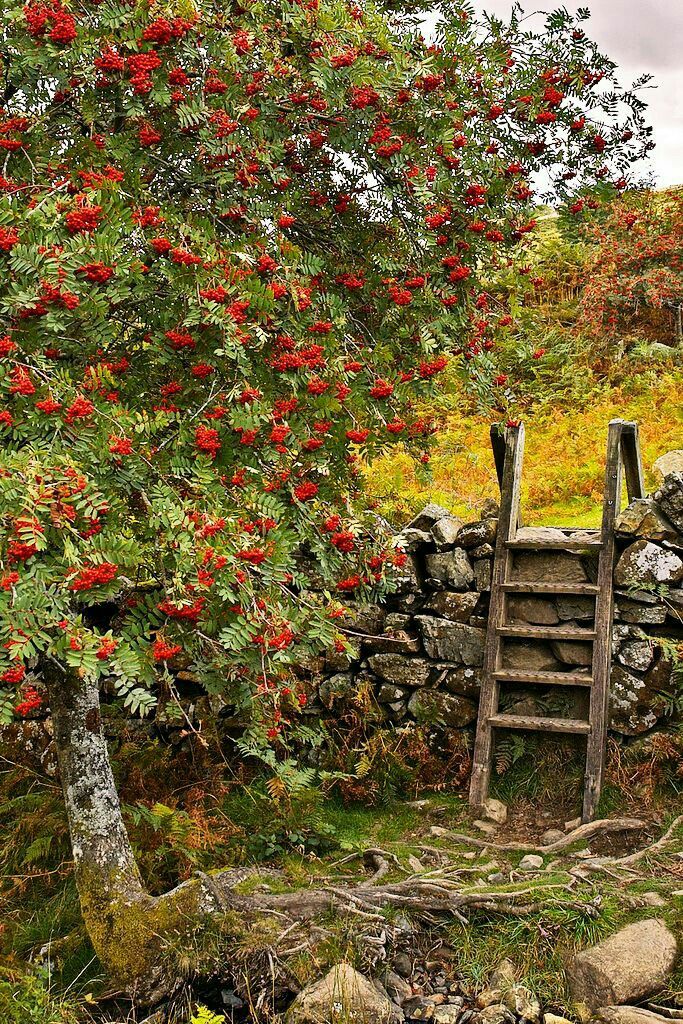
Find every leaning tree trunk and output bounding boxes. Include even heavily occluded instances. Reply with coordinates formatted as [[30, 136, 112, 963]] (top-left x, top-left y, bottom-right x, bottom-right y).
[[43, 663, 230, 1003]]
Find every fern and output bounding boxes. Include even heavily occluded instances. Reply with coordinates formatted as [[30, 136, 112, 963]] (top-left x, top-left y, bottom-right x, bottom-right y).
[[190, 1007, 225, 1024]]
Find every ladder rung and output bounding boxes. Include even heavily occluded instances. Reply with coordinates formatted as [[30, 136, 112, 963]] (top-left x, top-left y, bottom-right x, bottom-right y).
[[505, 538, 603, 551], [497, 625, 596, 640], [493, 670, 593, 687], [500, 582, 599, 596], [489, 714, 591, 735]]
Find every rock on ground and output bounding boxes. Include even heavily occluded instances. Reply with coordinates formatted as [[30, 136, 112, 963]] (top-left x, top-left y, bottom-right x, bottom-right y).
[[594, 1008, 675, 1024], [286, 963, 403, 1023], [567, 919, 677, 1011]]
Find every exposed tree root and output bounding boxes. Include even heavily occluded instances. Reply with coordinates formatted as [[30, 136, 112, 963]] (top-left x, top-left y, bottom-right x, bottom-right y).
[[429, 816, 648, 854]]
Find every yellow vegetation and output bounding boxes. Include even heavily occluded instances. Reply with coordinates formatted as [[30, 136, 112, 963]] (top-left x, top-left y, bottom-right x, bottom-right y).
[[367, 368, 683, 528]]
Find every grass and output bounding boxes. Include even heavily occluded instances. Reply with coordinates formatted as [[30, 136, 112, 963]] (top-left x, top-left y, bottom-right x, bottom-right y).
[[367, 365, 683, 528], [5, 762, 683, 1022]]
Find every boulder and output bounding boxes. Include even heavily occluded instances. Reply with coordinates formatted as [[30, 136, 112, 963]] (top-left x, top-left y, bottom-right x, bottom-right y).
[[616, 599, 668, 625], [617, 639, 654, 673], [440, 665, 482, 697], [425, 550, 475, 590], [608, 666, 656, 736], [415, 617, 486, 665], [286, 963, 402, 1023], [458, 519, 498, 549], [567, 919, 677, 1011], [614, 540, 683, 587], [382, 970, 412, 1005], [615, 499, 680, 544], [407, 503, 454, 532], [653, 450, 683, 484], [376, 684, 408, 703], [393, 527, 432, 553], [594, 1009, 674, 1024], [551, 633, 593, 667], [513, 551, 588, 584], [432, 515, 464, 548], [392, 553, 422, 595], [384, 613, 412, 630], [556, 595, 595, 621], [501, 641, 563, 672], [368, 654, 432, 689], [508, 595, 559, 625], [424, 590, 481, 623], [514, 526, 569, 545], [654, 472, 683, 532], [471, 543, 495, 559], [345, 603, 386, 636], [362, 631, 422, 655], [474, 559, 493, 591], [408, 688, 478, 727]]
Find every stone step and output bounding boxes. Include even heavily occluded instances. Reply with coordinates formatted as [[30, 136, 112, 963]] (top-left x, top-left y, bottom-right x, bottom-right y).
[[497, 624, 597, 640], [488, 713, 591, 735], [500, 582, 599, 595], [493, 669, 593, 687]]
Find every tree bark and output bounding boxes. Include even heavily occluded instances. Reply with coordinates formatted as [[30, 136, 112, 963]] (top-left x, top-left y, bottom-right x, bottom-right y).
[[43, 662, 230, 1003]]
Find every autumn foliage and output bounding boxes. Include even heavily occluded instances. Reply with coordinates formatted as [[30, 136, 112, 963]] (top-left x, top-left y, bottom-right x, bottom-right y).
[[579, 188, 683, 347], [0, 0, 649, 743]]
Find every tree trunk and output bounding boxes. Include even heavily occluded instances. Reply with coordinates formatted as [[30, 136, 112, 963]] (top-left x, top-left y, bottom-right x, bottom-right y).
[[43, 663, 227, 1003]]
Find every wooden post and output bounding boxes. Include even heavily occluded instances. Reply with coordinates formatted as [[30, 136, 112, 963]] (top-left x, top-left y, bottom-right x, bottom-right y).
[[620, 422, 645, 503], [582, 420, 622, 821], [469, 422, 525, 811]]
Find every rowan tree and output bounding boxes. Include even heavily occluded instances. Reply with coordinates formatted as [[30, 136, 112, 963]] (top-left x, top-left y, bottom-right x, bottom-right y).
[[0, 0, 650, 999]]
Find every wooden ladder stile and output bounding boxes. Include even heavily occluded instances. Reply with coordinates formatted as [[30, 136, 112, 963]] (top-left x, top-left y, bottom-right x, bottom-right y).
[[469, 421, 525, 810], [469, 418, 645, 822]]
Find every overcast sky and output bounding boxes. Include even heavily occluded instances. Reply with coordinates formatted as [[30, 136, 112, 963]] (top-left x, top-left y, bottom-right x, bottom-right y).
[[473, 1, 682, 188]]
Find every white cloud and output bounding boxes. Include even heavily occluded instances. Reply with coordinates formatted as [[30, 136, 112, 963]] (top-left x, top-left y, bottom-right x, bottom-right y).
[[476, 0, 683, 187]]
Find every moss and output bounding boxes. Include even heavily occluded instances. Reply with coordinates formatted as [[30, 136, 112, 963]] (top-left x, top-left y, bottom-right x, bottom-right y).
[[75, 866, 211, 994]]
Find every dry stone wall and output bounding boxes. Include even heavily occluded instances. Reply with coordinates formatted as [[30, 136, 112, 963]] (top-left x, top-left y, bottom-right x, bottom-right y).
[[299, 462, 683, 743], [5, 459, 683, 776]]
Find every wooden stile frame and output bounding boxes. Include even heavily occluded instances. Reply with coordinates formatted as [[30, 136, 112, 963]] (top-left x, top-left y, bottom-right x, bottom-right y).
[[469, 419, 644, 822]]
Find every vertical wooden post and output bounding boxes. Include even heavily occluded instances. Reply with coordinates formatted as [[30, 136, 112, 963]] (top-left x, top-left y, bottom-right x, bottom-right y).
[[469, 422, 525, 811], [620, 422, 645, 503], [582, 419, 622, 821]]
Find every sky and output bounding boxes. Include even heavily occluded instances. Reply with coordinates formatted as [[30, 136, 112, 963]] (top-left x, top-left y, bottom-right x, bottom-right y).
[[474, 0, 682, 188]]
